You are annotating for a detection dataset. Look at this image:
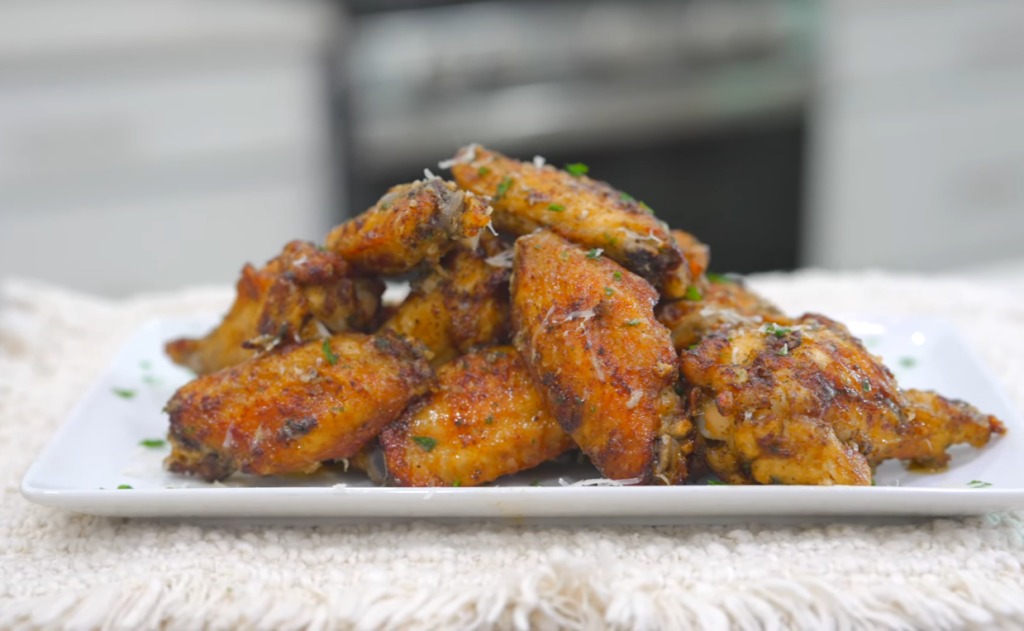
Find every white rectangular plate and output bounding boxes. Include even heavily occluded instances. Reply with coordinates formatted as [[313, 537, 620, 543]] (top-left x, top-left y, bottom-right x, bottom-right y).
[[21, 315, 1024, 520]]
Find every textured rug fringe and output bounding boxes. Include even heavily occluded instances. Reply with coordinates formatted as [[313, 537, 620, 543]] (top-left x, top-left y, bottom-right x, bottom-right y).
[[5, 550, 1024, 630]]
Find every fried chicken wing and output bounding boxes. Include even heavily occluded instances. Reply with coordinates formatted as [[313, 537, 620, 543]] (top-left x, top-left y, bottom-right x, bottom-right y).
[[325, 177, 493, 276], [657, 276, 789, 353], [510, 230, 693, 483], [165, 330, 433, 481], [378, 346, 574, 487], [681, 315, 1005, 485], [382, 236, 511, 366], [448, 145, 697, 300], [166, 241, 383, 376]]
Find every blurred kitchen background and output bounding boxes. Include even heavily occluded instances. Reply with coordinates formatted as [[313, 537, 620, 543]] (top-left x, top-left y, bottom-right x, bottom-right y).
[[1, 0, 1022, 295]]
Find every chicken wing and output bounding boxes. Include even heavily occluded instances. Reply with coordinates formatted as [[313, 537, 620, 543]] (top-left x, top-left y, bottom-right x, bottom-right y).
[[165, 330, 434, 481], [166, 241, 383, 376], [657, 276, 789, 353], [325, 176, 493, 276], [510, 230, 693, 483], [447, 145, 698, 300], [377, 346, 574, 487], [680, 314, 1006, 485], [382, 235, 511, 366]]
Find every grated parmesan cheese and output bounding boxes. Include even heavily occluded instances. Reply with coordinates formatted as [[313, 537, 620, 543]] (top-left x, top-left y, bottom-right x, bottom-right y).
[[533, 155, 546, 168], [484, 249, 515, 268], [558, 477, 642, 487], [625, 389, 643, 409]]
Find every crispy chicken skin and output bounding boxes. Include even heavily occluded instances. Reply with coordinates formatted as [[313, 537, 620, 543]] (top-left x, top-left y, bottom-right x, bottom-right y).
[[891, 389, 1006, 471], [166, 241, 383, 376], [680, 315, 1006, 485], [165, 330, 434, 481], [325, 177, 493, 276], [657, 277, 789, 353], [448, 145, 696, 300], [378, 346, 574, 487], [382, 236, 512, 366], [510, 230, 693, 483]]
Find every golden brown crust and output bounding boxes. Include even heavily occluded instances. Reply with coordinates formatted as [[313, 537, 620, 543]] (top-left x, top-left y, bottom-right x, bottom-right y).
[[382, 236, 511, 366], [657, 277, 789, 353], [165, 330, 434, 481], [166, 241, 384, 376], [379, 346, 574, 487], [510, 230, 693, 483], [680, 314, 1005, 485], [449, 145, 696, 300], [325, 178, 492, 276]]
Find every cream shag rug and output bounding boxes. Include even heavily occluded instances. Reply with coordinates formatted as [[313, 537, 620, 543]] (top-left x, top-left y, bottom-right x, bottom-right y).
[[1, 272, 1023, 631]]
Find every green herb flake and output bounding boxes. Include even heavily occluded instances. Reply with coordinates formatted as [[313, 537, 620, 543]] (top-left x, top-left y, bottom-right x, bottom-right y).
[[684, 286, 702, 301], [871, 478, 876, 486], [604, 286, 614, 297], [485, 414, 494, 425], [688, 343, 699, 350], [899, 357, 917, 369], [707, 480, 727, 486], [706, 273, 734, 284], [478, 166, 491, 176], [139, 439, 166, 448], [565, 163, 589, 177], [620, 192, 634, 202], [561, 250, 569, 260], [112, 388, 136, 400], [639, 201, 654, 214], [530, 479, 542, 487], [862, 379, 871, 393], [613, 271, 622, 282], [322, 339, 339, 366], [142, 374, 163, 387], [412, 436, 439, 452], [452, 479, 462, 487], [495, 176, 513, 199], [770, 476, 784, 485], [777, 344, 789, 357], [331, 406, 346, 414], [624, 319, 643, 327], [585, 248, 603, 260], [603, 232, 618, 246], [117, 484, 133, 490], [139, 360, 152, 370], [967, 480, 992, 488], [547, 204, 565, 212], [317, 245, 329, 252], [764, 323, 791, 338]]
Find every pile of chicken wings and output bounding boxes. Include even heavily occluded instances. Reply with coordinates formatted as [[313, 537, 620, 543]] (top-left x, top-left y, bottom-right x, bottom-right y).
[[164, 145, 1006, 487]]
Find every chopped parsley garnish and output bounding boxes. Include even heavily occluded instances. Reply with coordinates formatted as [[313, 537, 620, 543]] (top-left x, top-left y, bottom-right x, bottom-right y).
[[604, 286, 614, 297], [485, 414, 494, 425], [899, 357, 917, 369], [142, 374, 162, 387], [477, 166, 491, 176], [613, 271, 622, 282], [871, 478, 876, 486], [706, 273, 734, 284], [139, 360, 152, 370], [112, 388, 136, 400], [707, 480, 727, 486], [603, 232, 618, 246], [862, 379, 871, 393], [530, 480, 542, 487], [331, 406, 346, 414], [547, 204, 565, 212], [684, 286, 702, 301], [412, 436, 439, 452], [967, 480, 992, 488], [322, 339, 338, 365], [770, 476, 784, 485], [139, 439, 166, 448], [585, 248, 603, 259], [317, 245, 329, 252], [452, 479, 461, 487], [561, 250, 569, 259], [117, 484, 132, 490], [687, 343, 699, 350], [764, 323, 791, 338], [495, 176, 513, 199], [639, 201, 654, 214], [565, 163, 589, 177], [623, 319, 642, 327], [620, 192, 634, 202]]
